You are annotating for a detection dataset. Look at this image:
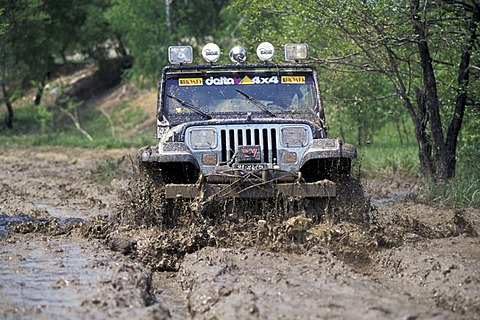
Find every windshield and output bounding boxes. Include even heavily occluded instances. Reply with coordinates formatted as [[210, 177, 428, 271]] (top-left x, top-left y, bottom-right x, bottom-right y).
[[162, 70, 319, 124]]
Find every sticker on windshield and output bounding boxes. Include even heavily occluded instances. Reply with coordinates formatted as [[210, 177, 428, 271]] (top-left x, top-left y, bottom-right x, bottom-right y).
[[251, 76, 279, 84], [182, 75, 287, 86], [179, 78, 203, 86], [281, 76, 305, 84], [239, 76, 254, 84], [205, 76, 235, 85]]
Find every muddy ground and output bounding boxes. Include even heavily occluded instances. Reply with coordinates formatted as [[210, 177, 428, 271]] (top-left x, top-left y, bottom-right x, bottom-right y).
[[0, 147, 479, 319]]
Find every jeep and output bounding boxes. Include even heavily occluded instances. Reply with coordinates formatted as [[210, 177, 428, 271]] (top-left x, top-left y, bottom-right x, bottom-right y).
[[139, 42, 356, 216]]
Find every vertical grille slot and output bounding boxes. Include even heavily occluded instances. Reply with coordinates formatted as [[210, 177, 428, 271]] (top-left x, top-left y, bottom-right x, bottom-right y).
[[271, 128, 277, 163], [246, 129, 252, 145], [221, 130, 227, 162], [262, 129, 269, 162], [220, 127, 278, 164], [228, 129, 235, 160]]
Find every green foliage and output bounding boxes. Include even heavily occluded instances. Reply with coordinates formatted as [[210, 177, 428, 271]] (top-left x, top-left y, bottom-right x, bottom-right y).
[[457, 108, 480, 178], [33, 104, 54, 131], [420, 178, 480, 209], [106, 0, 234, 86], [0, 96, 155, 149]]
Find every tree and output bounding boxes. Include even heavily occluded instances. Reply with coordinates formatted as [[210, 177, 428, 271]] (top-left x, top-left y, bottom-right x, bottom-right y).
[[0, 0, 116, 129], [231, 0, 479, 182], [0, 0, 50, 128], [106, 0, 234, 86]]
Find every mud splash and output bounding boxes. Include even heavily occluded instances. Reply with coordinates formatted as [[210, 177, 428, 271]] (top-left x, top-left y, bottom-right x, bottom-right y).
[[92, 159, 374, 272]]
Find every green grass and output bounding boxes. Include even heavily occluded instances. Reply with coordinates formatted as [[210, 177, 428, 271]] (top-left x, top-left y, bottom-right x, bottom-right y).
[[335, 120, 420, 176], [355, 142, 419, 175], [419, 177, 480, 208], [0, 103, 156, 149]]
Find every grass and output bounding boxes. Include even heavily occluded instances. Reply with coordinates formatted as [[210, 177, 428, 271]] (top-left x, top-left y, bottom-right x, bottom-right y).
[[420, 177, 480, 208], [356, 142, 419, 176], [0, 102, 156, 149], [335, 120, 420, 176]]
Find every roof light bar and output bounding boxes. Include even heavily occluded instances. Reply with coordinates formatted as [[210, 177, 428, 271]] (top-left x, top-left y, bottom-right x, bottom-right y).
[[229, 46, 248, 64], [284, 43, 309, 61], [202, 43, 221, 63], [168, 46, 193, 64], [256, 42, 275, 62]]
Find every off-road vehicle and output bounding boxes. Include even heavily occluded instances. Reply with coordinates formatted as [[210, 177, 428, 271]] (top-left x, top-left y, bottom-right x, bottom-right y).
[[138, 42, 357, 218]]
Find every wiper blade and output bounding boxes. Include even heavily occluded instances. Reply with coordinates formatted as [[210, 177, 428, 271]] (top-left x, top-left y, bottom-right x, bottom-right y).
[[167, 94, 212, 120], [235, 89, 276, 118]]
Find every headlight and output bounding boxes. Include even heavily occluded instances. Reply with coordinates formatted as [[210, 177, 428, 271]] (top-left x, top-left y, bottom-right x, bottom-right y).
[[202, 43, 221, 63], [229, 46, 248, 64], [189, 129, 217, 149], [281, 126, 309, 147]]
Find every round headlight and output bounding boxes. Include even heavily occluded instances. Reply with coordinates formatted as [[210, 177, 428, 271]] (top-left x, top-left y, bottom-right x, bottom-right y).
[[202, 43, 221, 63], [229, 46, 247, 64], [256, 42, 275, 61]]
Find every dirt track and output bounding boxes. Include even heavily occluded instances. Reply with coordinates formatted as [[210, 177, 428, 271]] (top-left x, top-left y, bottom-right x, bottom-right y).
[[0, 147, 479, 319]]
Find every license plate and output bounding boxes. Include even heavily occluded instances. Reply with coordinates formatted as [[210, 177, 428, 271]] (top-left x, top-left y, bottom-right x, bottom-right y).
[[234, 163, 266, 171]]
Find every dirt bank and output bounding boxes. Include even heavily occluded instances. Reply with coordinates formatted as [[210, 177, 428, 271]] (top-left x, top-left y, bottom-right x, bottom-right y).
[[0, 147, 479, 319]]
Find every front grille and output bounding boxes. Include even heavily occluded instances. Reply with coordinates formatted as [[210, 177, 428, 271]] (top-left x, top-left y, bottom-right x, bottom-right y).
[[220, 127, 278, 163]]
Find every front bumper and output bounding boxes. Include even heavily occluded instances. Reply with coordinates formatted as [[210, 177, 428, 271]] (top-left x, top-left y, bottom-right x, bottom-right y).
[[164, 179, 336, 199]]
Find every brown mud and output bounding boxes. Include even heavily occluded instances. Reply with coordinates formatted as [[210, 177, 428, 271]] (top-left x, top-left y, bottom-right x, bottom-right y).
[[0, 147, 479, 319]]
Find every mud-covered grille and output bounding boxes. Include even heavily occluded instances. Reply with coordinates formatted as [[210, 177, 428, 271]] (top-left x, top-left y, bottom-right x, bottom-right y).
[[220, 128, 278, 163]]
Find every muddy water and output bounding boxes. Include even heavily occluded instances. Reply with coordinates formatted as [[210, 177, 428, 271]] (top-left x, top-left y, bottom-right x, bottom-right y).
[[0, 233, 169, 319], [0, 148, 479, 319]]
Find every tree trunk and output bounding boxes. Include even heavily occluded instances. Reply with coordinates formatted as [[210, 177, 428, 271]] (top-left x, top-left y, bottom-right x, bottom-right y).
[[411, 0, 455, 182], [1, 59, 13, 129], [34, 73, 50, 106], [444, 1, 480, 179], [412, 85, 435, 179]]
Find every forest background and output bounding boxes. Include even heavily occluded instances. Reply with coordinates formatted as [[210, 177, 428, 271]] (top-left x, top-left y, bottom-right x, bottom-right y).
[[0, 0, 478, 207]]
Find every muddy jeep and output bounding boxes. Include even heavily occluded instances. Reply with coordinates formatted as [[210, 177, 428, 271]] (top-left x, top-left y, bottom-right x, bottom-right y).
[[139, 43, 356, 218]]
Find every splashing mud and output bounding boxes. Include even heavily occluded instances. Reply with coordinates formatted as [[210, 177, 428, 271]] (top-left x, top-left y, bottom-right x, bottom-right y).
[[93, 159, 376, 272]]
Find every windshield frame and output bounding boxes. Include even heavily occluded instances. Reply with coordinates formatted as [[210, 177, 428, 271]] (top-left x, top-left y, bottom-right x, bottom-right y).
[[157, 64, 324, 126]]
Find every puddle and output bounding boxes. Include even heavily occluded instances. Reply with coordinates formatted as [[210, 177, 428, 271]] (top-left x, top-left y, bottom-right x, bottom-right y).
[[0, 237, 106, 318], [0, 213, 48, 237], [152, 272, 190, 320], [371, 191, 409, 207], [0, 213, 86, 238], [0, 235, 157, 319]]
